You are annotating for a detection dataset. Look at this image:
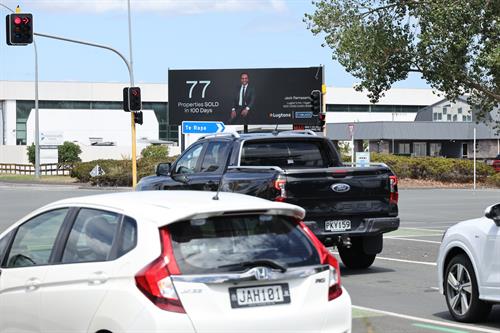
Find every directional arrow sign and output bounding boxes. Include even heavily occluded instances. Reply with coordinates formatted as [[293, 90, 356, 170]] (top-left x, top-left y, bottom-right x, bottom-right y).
[[182, 121, 226, 134]]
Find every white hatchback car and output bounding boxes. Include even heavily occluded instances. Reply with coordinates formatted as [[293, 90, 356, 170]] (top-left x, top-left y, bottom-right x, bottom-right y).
[[0, 191, 351, 333], [437, 202, 500, 322]]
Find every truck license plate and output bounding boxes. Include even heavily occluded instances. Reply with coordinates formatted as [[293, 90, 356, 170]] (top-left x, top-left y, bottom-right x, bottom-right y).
[[229, 284, 290, 308], [325, 220, 351, 232]]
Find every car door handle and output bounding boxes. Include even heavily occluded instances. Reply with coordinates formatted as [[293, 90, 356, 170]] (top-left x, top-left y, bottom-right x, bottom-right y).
[[88, 271, 108, 285], [25, 278, 41, 291]]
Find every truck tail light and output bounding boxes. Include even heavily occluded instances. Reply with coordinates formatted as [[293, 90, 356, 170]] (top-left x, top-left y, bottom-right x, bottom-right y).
[[135, 229, 185, 313], [274, 175, 287, 202], [298, 222, 342, 301], [389, 175, 398, 205]]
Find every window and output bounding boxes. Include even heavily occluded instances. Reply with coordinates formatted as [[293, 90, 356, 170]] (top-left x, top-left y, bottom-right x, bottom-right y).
[[413, 142, 427, 157], [458, 107, 462, 114], [433, 113, 438, 121], [168, 215, 320, 274], [200, 141, 230, 173], [174, 143, 204, 174], [438, 113, 442, 120], [453, 115, 458, 122], [447, 114, 452, 121], [6, 209, 68, 267], [463, 115, 467, 121], [62, 209, 120, 263], [398, 143, 410, 154], [0, 231, 14, 265], [430, 143, 442, 157], [241, 140, 332, 169], [117, 216, 137, 257], [443, 107, 448, 115]]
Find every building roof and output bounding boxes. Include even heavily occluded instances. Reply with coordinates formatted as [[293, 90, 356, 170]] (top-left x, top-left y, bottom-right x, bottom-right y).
[[326, 121, 500, 140], [0, 80, 441, 106], [323, 87, 441, 106]]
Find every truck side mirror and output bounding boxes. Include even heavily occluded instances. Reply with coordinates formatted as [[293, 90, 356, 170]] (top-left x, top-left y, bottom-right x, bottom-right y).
[[485, 203, 500, 226], [156, 163, 171, 176]]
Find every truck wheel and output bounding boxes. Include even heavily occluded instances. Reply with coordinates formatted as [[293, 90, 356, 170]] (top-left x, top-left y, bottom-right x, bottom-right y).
[[338, 241, 376, 269]]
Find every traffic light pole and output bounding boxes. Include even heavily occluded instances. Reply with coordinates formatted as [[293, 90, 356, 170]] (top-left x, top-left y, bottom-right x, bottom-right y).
[[33, 32, 138, 187], [1, 3, 41, 178], [127, 0, 138, 188]]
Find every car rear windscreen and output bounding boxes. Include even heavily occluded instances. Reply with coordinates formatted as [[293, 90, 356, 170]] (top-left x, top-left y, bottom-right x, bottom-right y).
[[240, 140, 329, 168], [168, 215, 320, 274]]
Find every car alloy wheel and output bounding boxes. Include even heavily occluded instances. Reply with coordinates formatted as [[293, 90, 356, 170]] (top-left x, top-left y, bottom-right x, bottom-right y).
[[446, 263, 472, 316], [444, 255, 491, 322]]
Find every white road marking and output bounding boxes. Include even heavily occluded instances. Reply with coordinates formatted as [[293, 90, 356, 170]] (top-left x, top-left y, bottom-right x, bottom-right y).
[[385, 237, 442, 244], [399, 227, 446, 232], [376, 256, 437, 266], [331, 251, 437, 266], [352, 305, 500, 333]]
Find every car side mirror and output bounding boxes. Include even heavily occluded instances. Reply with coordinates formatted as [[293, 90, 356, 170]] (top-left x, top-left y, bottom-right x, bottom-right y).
[[156, 163, 171, 176], [485, 203, 500, 226]]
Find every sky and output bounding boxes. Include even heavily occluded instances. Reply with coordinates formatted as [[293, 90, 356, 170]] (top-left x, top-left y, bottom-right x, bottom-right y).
[[0, 0, 430, 89]]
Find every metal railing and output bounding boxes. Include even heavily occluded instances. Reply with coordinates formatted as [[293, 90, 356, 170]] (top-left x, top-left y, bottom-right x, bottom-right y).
[[0, 163, 72, 176]]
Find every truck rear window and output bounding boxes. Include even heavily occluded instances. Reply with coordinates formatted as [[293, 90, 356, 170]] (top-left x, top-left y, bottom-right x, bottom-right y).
[[168, 215, 320, 274], [240, 140, 329, 169]]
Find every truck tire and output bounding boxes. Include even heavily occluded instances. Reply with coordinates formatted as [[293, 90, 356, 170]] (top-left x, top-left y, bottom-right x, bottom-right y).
[[338, 239, 376, 269]]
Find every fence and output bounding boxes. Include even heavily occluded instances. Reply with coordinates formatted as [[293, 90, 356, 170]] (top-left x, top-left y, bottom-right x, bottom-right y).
[[0, 163, 72, 176]]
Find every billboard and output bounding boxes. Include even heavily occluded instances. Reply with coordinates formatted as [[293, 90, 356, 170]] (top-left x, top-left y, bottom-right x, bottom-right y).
[[168, 67, 323, 125]]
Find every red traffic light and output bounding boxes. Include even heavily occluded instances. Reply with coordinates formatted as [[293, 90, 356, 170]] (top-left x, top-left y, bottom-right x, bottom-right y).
[[14, 16, 21, 25]]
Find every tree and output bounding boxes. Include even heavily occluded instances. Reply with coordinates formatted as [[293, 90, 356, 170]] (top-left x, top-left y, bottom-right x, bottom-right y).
[[305, 1, 499, 127], [58, 141, 82, 163], [27, 143, 35, 165]]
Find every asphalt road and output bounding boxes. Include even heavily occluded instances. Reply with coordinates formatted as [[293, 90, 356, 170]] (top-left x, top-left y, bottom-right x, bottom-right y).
[[0, 185, 499, 333]]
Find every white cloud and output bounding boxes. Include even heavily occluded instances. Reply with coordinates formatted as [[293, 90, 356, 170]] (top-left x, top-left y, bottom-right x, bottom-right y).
[[21, 0, 288, 14]]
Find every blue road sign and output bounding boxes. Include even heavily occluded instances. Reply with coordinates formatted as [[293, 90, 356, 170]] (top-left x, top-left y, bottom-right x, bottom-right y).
[[182, 121, 225, 134]]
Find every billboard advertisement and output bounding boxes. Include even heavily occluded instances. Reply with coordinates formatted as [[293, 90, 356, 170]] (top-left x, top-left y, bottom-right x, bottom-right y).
[[168, 67, 323, 125]]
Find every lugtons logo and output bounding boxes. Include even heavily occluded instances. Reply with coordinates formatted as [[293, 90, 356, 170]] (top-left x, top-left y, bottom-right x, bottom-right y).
[[269, 113, 291, 119]]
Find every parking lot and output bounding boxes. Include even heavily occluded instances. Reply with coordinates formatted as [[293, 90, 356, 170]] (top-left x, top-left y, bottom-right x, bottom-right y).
[[0, 184, 499, 332]]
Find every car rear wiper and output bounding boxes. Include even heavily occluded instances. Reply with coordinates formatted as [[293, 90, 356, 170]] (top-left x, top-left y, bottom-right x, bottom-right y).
[[218, 259, 288, 272]]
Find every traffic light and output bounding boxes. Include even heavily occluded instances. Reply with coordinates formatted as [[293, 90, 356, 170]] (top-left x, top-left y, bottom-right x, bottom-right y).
[[6, 13, 33, 45], [318, 113, 326, 132], [129, 87, 142, 111], [310, 90, 321, 115], [123, 87, 142, 112], [133, 111, 143, 125]]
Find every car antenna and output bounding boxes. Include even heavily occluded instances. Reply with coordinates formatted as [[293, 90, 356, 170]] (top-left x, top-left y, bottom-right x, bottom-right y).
[[272, 123, 279, 136], [213, 145, 233, 201]]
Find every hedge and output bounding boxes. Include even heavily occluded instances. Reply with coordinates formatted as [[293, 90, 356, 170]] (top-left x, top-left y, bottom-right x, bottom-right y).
[[71, 156, 177, 186], [369, 153, 495, 183], [72, 153, 498, 187]]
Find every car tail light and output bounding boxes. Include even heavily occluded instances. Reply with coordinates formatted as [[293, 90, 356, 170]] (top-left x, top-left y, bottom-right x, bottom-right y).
[[135, 228, 185, 313], [298, 222, 342, 301], [389, 175, 398, 205], [274, 175, 287, 202]]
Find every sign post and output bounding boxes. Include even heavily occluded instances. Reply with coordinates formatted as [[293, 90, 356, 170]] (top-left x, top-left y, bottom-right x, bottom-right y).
[[348, 124, 355, 164]]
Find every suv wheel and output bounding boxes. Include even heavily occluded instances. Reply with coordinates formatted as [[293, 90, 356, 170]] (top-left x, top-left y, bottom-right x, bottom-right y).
[[444, 255, 491, 322], [338, 240, 376, 269]]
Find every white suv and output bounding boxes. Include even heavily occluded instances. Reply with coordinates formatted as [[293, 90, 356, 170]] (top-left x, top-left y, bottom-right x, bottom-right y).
[[437, 203, 500, 322], [0, 191, 351, 333]]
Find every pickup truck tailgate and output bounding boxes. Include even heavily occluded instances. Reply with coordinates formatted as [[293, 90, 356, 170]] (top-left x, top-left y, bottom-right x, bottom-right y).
[[283, 167, 393, 217]]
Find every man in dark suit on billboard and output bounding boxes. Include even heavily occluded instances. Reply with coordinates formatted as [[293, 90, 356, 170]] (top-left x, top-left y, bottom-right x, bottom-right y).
[[229, 72, 255, 124]]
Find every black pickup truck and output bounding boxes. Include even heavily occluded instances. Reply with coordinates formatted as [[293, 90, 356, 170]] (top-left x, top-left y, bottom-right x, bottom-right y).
[[137, 131, 399, 269]]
